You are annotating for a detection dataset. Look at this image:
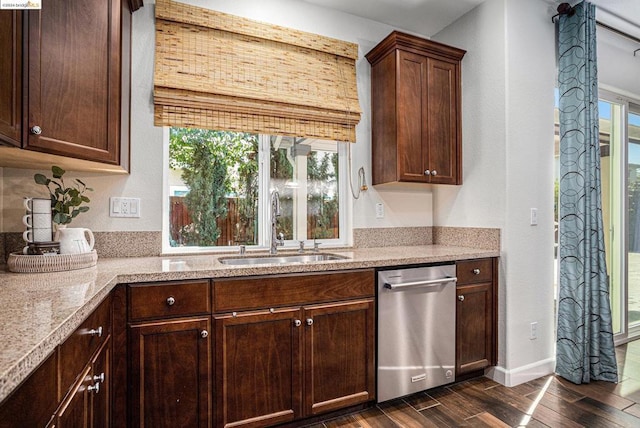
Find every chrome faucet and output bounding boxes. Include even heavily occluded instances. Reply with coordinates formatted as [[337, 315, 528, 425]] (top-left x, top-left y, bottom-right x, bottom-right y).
[[270, 190, 284, 254]]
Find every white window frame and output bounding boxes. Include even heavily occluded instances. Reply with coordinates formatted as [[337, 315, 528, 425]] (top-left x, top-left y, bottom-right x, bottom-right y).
[[162, 129, 351, 254]]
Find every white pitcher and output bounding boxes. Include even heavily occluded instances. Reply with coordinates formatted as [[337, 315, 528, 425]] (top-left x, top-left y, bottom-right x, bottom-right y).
[[55, 227, 95, 255]]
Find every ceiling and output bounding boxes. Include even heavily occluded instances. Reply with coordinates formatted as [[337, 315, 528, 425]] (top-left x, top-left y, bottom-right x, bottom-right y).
[[301, 0, 640, 39]]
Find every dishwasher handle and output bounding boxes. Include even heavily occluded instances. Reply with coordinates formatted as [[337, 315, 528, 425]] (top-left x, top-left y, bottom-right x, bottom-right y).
[[384, 276, 457, 290]]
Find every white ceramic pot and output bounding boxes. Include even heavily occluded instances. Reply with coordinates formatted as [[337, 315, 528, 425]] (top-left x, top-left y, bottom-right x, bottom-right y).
[[55, 227, 95, 254]]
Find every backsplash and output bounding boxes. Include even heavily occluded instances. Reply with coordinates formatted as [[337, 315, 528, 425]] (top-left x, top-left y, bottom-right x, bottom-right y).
[[353, 227, 433, 248], [1, 227, 500, 261], [2, 231, 163, 261]]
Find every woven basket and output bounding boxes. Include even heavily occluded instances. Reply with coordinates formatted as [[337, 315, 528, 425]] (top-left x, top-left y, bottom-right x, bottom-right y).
[[7, 250, 98, 273]]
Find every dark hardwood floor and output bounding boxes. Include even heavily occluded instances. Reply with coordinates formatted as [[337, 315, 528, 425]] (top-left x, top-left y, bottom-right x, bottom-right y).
[[310, 341, 640, 427]]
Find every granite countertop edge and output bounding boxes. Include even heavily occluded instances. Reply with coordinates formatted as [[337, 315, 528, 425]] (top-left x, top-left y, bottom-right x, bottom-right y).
[[0, 245, 499, 403]]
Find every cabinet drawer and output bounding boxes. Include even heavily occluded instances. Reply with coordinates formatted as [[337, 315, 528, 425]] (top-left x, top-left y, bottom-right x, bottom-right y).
[[214, 270, 375, 312], [128, 280, 211, 321], [456, 259, 494, 285], [59, 294, 111, 394]]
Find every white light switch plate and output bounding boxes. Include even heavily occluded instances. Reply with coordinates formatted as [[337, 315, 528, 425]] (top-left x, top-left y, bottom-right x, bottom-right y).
[[530, 208, 538, 226], [375, 202, 384, 219], [110, 197, 141, 218]]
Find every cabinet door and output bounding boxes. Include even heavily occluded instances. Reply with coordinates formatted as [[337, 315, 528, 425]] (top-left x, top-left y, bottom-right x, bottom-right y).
[[130, 317, 212, 428], [0, 351, 58, 428], [456, 282, 493, 375], [56, 366, 92, 428], [426, 58, 460, 184], [396, 50, 429, 183], [90, 337, 111, 428], [303, 299, 375, 415], [0, 10, 21, 147], [214, 309, 302, 428], [25, 0, 121, 163]]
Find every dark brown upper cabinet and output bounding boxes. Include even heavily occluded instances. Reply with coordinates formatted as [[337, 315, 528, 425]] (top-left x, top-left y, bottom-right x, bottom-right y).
[[0, 0, 138, 172], [366, 31, 465, 185]]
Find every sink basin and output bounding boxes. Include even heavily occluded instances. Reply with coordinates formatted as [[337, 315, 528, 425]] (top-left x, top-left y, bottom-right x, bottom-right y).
[[219, 253, 348, 265]]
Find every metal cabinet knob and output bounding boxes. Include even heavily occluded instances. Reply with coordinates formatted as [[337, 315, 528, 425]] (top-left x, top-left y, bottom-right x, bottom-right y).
[[294, 319, 302, 327], [424, 170, 431, 176], [30, 125, 42, 135], [306, 318, 314, 326], [473, 268, 481, 275], [458, 295, 465, 302], [93, 372, 105, 383], [166, 296, 175, 306], [431, 170, 438, 176], [88, 382, 100, 394], [200, 330, 208, 339], [88, 326, 103, 337]]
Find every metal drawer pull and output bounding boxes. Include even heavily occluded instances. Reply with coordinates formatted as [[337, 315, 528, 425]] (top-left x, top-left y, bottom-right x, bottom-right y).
[[200, 330, 208, 339], [473, 268, 481, 275], [166, 296, 175, 306], [294, 319, 302, 327], [431, 170, 438, 176], [424, 170, 431, 176], [88, 382, 100, 394], [93, 373, 105, 383], [30, 125, 42, 135], [458, 295, 465, 302], [384, 277, 457, 290], [88, 326, 103, 337], [306, 318, 314, 326]]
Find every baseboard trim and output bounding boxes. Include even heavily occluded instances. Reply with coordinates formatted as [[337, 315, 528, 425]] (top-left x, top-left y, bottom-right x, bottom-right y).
[[486, 357, 556, 387]]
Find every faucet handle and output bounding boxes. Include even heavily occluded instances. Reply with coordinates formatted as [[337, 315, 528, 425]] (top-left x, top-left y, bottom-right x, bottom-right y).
[[298, 240, 305, 253], [277, 232, 285, 246], [313, 239, 320, 252]]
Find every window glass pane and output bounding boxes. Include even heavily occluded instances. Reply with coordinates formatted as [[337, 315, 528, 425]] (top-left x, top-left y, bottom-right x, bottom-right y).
[[269, 137, 340, 241], [168, 128, 259, 247], [628, 104, 640, 329]]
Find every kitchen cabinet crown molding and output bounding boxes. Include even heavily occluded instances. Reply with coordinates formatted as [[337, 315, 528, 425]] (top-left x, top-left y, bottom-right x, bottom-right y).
[[365, 30, 466, 66]]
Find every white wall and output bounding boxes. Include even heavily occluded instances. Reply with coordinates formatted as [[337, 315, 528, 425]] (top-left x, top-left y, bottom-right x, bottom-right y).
[[598, 29, 640, 98], [433, 0, 557, 385], [0, 0, 436, 234]]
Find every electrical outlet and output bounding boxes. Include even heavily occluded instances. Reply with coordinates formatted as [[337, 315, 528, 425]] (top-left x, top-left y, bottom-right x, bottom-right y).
[[375, 202, 384, 219], [110, 197, 141, 218], [530, 321, 538, 340]]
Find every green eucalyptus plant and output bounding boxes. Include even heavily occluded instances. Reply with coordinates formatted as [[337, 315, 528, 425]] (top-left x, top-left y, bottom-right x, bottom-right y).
[[34, 166, 93, 225]]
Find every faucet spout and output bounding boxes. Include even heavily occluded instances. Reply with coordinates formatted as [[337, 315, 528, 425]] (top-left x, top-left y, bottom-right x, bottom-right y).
[[270, 190, 284, 254]]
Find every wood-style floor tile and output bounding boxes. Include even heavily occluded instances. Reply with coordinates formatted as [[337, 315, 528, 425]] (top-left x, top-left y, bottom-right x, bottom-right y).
[[311, 342, 640, 427], [378, 401, 440, 427]]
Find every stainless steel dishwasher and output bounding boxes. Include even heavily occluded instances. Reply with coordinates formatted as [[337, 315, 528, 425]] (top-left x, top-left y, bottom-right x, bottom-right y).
[[377, 264, 457, 402]]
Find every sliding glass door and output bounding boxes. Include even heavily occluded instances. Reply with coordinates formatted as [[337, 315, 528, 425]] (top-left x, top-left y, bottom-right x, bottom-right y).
[[626, 101, 640, 339]]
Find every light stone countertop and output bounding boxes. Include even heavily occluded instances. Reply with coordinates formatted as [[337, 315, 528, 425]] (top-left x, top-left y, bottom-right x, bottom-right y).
[[0, 244, 499, 403]]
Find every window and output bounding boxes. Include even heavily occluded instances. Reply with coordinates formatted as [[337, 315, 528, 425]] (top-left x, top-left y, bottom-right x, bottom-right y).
[[164, 128, 348, 252]]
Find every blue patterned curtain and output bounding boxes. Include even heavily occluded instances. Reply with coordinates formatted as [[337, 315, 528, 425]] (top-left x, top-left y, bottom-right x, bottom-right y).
[[556, 1, 618, 384]]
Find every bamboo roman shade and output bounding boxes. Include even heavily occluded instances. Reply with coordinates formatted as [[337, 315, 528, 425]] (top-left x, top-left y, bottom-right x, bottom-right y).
[[154, 0, 362, 142]]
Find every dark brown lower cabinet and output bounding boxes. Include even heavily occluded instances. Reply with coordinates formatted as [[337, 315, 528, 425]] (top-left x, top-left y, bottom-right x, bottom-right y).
[[304, 300, 375, 416], [91, 338, 111, 428], [455, 258, 498, 376], [51, 336, 112, 428], [215, 309, 302, 428], [215, 299, 376, 428], [54, 366, 91, 428], [129, 317, 212, 428], [0, 351, 58, 428]]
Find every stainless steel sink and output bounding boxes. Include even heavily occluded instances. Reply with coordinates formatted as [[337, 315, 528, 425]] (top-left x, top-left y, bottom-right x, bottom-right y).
[[219, 253, 348, 265]]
